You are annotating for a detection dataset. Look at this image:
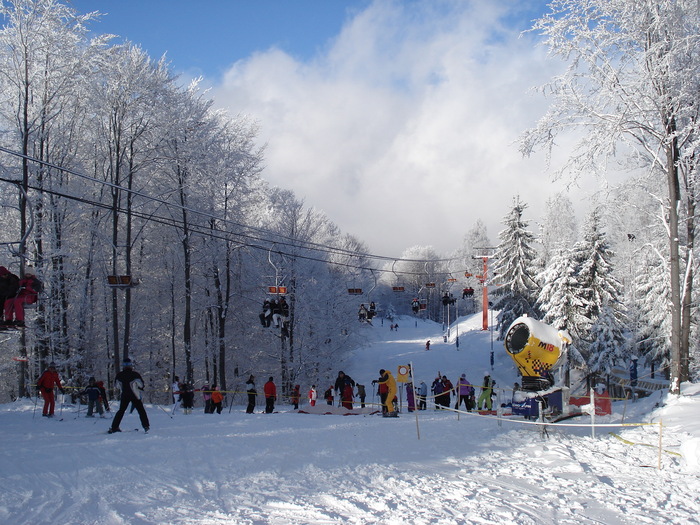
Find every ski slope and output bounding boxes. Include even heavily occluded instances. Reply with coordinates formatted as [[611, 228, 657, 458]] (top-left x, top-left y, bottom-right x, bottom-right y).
[[1, 314, 699, 525]]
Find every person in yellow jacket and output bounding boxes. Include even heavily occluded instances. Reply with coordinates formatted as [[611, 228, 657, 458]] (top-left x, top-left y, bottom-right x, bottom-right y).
[[376, 369, 398, 417]]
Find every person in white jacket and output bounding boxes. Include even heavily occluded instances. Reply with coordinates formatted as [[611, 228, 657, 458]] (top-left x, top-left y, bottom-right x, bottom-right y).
[[308, 385, 317, 407]]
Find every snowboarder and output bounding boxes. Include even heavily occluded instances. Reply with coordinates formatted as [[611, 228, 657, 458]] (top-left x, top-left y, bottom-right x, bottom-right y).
[[109, 359, 149, 433], [37, 362, 64, 417], [264, 377, 276, 413], [246, 375, 256, 414]]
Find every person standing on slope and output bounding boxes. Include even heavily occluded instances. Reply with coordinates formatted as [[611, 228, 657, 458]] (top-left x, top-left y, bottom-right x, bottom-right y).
[[246, 375, 257, 414], [37, 362, 64, 417], [109, 359, 149, 433], [477, 372, 495, 411], [308, 385, 317, 407], [264, 377, 277, 413]]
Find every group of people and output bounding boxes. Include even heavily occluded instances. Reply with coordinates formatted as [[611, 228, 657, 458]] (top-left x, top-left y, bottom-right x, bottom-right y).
[[426, 372, 496, 411], [172, 377, 224, 415], [357, 302, 376, 323], [0, 265, 42, 328], [259, 297, 290, 337]]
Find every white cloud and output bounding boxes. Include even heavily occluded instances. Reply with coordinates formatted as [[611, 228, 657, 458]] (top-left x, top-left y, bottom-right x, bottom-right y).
[[210, 0, 591, 256]]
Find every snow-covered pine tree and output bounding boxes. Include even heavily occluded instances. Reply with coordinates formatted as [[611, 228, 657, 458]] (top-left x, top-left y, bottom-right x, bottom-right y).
[[588, 302, 627, 377], [537, 248, 585, 332], [492, 196, 540, 339], [635, 249, 671, 378], [571, 209, 626, 363]]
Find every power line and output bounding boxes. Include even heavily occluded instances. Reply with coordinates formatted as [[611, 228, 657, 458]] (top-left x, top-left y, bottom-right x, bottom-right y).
[[0, 146, 467, 276]]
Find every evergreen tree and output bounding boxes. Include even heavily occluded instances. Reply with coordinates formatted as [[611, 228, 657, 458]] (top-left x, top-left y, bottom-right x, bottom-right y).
[[588, 302, 627, 376], [571, 209, 626, 361], [492, 196, 540, 338]]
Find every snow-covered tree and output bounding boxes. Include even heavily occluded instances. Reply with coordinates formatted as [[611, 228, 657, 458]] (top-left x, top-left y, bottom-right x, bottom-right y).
[[538, 192, 577, 268], [521, 0, 700, 393], [588, 303, 627, 376], [571, 209, 626, 361], [492, 196, 540, 338]]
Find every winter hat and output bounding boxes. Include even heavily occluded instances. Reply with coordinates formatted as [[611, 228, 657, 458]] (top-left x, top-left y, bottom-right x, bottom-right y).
[[24, 267, 34, 276], [0, 266, 8, 276], [48, 361, 56, 368], [461, 373, 466, 378]]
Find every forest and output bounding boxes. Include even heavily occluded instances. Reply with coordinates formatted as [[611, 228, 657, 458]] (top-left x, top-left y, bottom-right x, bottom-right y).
[[0, 0, 697, 402]]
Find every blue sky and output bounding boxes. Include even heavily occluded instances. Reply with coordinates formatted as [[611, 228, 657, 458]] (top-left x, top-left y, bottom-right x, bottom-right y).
[[67, 1, 592, 257], [69, 0, 372, 77]]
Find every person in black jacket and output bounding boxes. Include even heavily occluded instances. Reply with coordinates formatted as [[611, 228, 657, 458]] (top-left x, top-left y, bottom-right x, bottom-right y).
[[0, 266, 19, 325], [109, 359, 150, 433]]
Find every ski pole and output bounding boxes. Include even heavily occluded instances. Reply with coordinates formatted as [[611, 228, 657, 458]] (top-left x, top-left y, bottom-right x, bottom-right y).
[[156, 402, 173, 419]]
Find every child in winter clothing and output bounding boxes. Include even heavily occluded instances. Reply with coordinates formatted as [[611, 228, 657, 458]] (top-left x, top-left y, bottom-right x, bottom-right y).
[[264, 377, 276, 413], [210, 386, 224, 414], [80, 377, 106, 417]]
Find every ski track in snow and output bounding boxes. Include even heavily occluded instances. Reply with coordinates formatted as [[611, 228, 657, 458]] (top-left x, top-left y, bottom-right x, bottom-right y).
[[1, 315, 700, 524]]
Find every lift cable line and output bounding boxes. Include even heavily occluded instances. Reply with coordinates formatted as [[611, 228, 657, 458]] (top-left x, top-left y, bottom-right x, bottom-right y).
[[0, 147, 464, 275]]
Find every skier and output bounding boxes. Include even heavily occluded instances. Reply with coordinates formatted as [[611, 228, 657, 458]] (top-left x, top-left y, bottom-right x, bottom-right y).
[[308, 385, 317, 407], [425, 340, 431, 351], [263, 377, 276, 413], [36, 362, 64, 417], [245, 375, 256, 414], [171, 376, 182, 414], [411, 298, 420, 315], [477, 372, 495, 411], [180, 383, 194, 414], [109, 359, 149, 433]]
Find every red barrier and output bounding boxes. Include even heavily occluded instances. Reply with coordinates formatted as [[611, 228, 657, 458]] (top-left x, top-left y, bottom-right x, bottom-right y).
[[570, 391, 612, 415]]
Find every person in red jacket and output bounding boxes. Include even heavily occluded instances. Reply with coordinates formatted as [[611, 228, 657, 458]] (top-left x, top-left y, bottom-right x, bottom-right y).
[[4, 269, 41, 327], [263, 377, 276, 413], [37, 362, 64, 417]]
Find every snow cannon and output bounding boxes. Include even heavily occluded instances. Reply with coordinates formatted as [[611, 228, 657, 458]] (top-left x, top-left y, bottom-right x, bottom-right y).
[[504, 316, 571, 391]]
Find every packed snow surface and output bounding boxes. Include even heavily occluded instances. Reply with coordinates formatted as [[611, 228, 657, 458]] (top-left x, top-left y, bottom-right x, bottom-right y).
[[1, 314, 699, 524]]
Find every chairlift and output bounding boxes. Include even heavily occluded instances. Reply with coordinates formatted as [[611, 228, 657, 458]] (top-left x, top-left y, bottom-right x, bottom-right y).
[[268, 286, 288, 295], [347, 287, 363, 295], [425, 282, 436, 288], [107, 275, 139, 289]]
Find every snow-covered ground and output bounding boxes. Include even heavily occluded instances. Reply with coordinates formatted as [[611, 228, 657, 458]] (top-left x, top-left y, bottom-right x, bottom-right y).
[[2, 314, 699, 525]]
